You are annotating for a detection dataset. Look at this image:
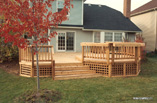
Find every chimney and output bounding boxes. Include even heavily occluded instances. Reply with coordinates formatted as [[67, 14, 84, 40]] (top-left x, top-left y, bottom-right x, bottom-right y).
[[123, 0, 131, 18]]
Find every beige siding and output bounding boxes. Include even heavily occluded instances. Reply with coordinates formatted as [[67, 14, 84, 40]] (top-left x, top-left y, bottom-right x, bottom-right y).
[[131, 11, 156, 51]]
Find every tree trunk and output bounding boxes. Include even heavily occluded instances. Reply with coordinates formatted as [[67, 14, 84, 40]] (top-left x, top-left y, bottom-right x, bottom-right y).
[[35, 44, 40, 91]]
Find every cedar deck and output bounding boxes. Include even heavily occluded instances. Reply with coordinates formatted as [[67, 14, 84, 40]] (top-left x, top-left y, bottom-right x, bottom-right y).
[[19, 42, 145, 80]]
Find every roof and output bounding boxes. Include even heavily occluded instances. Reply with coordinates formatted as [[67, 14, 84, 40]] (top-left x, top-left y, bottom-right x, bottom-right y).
[[83, 4, 141, 32], [131, 0, 157, 15]]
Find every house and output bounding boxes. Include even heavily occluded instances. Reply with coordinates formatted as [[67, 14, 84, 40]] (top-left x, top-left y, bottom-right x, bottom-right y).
[[48, 0, 141, 52], [18, 0, 145, 80], [131, 0, 157, 52]]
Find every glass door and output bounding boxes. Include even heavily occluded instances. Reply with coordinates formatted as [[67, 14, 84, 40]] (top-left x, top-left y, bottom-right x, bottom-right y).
[[57, 32, 66, 51], [66, 32, 74, 51]]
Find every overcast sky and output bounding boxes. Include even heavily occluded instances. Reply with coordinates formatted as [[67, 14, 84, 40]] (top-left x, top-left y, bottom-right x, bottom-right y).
[[85, 0, 151, 13]]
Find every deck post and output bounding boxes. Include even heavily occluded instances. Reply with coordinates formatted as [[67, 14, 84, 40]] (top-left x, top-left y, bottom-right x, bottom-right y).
[[123, 63, 126, 77], [19, 48, 21, 62], [111, 44, 114, 64], [31, 46, 34, 77], [135, 47, 139, 64], [82, 46, 84, 64], [109, 63, 112, 77], [52, 60, 55, 80], [106, 46, 110, 65], [51, 47, 55, 80]]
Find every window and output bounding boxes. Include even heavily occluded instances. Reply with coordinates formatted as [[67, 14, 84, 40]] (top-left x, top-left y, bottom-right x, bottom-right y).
[[105, 32, 113, 42], [58, 0, 64, 12], [24, 32, 32, 39], [114, 33, 122, 42], [57, 0, 69, 16], [94, 32, 100, 43]]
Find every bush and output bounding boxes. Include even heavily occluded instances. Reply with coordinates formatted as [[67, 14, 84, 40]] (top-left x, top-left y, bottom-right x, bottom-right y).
[[135, 35, 147, 61], [0, 37, 18, 63]]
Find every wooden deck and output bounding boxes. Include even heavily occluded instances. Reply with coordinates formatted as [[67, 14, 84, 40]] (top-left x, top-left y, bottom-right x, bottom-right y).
[[19, 42, 145, 80]]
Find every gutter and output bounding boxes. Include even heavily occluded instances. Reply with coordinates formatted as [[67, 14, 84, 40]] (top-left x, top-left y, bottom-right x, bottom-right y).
[[131, 7, 157, 17]]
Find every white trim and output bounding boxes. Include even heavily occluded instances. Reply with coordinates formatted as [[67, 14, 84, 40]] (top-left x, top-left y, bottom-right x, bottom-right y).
[[122, 32, 125, 42], [82, 28, 142, 33], [82, 0, 84, 25], [52, 26, 141, 33], [56, 26, 83, 29], [131, 7, 157, 17], [56, 31, 66, 52], [100, 32, 104, 43], [92, 32, 94, 42]]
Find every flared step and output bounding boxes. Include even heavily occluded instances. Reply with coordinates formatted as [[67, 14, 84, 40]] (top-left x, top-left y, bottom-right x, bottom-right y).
[[55, 74, 102, 80]]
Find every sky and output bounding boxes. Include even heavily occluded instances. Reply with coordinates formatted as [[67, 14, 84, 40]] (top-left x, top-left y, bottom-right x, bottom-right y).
[[85, 0, 152, 13]]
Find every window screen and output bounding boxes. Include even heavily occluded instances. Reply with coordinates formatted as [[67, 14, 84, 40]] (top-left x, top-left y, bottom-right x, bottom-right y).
[[105, 32, 113, 42], [114, 33, 122, 42]]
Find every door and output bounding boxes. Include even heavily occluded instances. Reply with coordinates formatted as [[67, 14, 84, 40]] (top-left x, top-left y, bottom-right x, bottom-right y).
[[57, 32, 75, 52], [66, 32, 74, 51], [57, 32, 66, 51]]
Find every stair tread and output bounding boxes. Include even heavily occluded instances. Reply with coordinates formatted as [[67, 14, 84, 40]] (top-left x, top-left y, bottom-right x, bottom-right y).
[[55, 74, 102, 78], [55, 70, 93, 72], [55, 66, 89, 68], [55, 74, 102, 80]]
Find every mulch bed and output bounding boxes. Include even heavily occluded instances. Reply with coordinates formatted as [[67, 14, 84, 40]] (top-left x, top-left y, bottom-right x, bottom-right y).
[[0, 59, 19, 75]]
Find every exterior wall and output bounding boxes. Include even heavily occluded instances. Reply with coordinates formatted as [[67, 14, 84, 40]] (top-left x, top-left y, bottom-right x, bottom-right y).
[[49, 28, 93, 52], [131, 11, 157, 51], [51, 0, 83, 25]]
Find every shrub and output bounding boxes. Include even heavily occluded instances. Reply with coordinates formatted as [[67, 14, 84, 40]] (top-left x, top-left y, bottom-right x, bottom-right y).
[[135, 35, 147, 61], [0, 37, 18, 63]]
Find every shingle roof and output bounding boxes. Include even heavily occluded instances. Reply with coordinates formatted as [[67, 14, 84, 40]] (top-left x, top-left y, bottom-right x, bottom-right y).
[[131, 0, 157, 15], [84, 4, 141, 32]]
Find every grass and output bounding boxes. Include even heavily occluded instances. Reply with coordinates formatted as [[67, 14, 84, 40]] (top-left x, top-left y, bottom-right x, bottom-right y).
[[0, 57, 157, 103]]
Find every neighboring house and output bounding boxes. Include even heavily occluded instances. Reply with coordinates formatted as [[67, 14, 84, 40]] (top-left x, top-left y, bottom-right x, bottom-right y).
[[131, 0, 157, 52], [48, 0, 141, 52]]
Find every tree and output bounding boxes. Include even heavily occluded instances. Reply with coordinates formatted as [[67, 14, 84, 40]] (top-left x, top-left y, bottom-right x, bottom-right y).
[[0, 0, 73, 91]]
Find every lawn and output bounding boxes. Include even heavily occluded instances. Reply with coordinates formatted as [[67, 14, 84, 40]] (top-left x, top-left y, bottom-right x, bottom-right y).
[[0, 57, 157, 103]]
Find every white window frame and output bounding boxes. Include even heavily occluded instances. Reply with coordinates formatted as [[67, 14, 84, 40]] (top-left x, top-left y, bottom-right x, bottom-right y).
[[104, 32, 124, 42], [114, 32, 123, 42], [104, 32, 113, 42], [57, 0, 70, 17]]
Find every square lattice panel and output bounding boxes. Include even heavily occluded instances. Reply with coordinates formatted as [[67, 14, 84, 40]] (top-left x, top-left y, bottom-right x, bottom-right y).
[[34, 66, 52, 77], [84, 62, 109, 75]]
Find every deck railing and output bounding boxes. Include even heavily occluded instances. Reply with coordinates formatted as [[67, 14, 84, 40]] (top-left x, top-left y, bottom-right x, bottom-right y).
[[19, 45, 54, 62], [81, 42, 145, 77], [19, 45, 55, 79], [81, 42, 145, 64]]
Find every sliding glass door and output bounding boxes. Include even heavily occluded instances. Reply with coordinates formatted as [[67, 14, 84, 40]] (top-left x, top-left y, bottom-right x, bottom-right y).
[[57, 32, 75, 52]]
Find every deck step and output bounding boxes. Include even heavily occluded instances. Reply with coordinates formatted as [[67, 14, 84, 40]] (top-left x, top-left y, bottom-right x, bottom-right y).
[[55, 70, 95, 76], [54, 63, 102, 80], [55, 74, 102, 80], [55, 66, 89, 71], [55, 63, 83, 67]]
